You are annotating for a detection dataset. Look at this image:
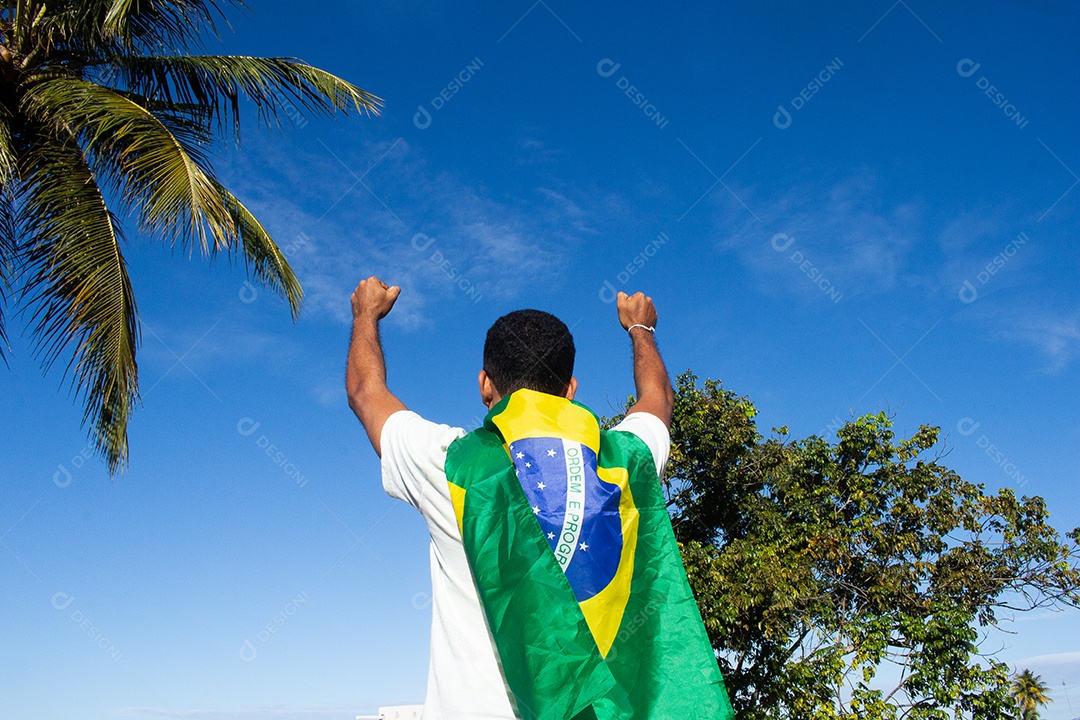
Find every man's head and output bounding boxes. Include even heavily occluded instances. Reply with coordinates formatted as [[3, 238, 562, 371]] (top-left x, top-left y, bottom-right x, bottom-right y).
[[479, 309, 576, 408]]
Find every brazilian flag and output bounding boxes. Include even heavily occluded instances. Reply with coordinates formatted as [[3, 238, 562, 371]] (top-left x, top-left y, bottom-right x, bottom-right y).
[[445, 389, 733, 720]]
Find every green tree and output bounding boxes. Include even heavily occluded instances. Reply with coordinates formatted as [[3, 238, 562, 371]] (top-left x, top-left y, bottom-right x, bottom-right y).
[[609, 372, 1080, 720], [1010, 669, 1052, 720], [0, 0, 380, 471]]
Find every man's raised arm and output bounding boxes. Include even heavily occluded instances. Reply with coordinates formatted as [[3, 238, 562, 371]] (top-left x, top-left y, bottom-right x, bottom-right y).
[[617, 291, 675, 429], [346, 276, 408, 457]]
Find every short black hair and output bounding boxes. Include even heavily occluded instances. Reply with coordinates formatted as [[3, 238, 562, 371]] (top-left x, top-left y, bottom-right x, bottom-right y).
[[483, 309, 575, 396]]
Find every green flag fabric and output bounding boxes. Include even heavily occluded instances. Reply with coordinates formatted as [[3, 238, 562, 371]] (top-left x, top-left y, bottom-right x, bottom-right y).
[[444, 389, 733, 720]]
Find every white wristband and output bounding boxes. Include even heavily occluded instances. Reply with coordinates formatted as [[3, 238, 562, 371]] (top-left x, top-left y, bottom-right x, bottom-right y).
[[627, 324, 655, 335]]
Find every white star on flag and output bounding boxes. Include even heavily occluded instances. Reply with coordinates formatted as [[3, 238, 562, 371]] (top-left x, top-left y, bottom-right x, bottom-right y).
[[537, 482, 546, 490], [547, 532, 555, 540], [547, 449, 557, 457], [525, 462, 531, 468], [580, 542, 589, 551], [516, 452, 525, 459], [532, 505, 540, 514]]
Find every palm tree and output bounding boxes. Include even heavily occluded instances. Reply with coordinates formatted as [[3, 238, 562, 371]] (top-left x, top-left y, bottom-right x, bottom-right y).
[[0, 0, 380, 472], [1010, 669, 1053, 720]]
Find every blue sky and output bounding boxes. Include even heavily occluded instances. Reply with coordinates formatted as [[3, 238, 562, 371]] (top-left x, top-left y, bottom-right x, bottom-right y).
[[3, 1, 1079, 718]]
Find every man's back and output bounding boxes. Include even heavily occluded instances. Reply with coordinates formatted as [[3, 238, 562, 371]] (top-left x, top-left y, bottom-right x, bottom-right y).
[[380, 408, 670, 718]]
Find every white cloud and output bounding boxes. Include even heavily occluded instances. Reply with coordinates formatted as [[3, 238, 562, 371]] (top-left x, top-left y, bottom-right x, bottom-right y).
[[1018, 651, 1080, 668], [711, 170, 925, 302], [216, 134, 608, 330], [957, 299, 1080, 373], [709, 171, 1080, 370], [937, 210, 1004, 255], [997, 305, 1080, 372], [514, 134, 562, 165]]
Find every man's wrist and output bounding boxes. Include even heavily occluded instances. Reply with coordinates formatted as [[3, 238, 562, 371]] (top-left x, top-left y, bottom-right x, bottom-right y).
[[352, 309, 382, 325], [628, 327, 658, 348], [626, 323, 655, 335]]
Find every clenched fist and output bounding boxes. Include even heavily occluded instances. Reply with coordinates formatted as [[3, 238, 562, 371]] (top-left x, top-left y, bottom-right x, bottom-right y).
[[351, 276, 401, 321], [616, 291, 658, 332]]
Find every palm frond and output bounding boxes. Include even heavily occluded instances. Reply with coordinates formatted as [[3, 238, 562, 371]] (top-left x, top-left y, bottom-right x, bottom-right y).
[[101, 0, 239, 48], [23, 74, 236, 254], [3, 0, 381, 472], [18, 135, 139, 473], [0, 185, 15, 362], [103, 54, 382, 138], [0, 103, 19, 187], [211, 178, 302, 319], [109, 88, 217, 162], [0, 104, 18, 361], [7, 1, 49, 57]]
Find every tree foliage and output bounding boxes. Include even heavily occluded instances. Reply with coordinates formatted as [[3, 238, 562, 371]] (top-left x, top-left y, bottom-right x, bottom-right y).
[[0, 0, 380, 471], [610, 372, 1080, 720]]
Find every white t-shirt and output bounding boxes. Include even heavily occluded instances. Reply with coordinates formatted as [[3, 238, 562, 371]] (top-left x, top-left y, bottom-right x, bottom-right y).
[[380, 409, 671, 720]]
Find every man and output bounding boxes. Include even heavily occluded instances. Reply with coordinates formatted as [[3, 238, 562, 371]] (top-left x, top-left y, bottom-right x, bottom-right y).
[[347, 276, 730, 720]]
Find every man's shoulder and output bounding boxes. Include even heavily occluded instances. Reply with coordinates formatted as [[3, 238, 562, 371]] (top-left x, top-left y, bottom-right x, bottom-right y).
[[382, 409, 467, 449], [609, 411, 669, 440], [605, 411, 670, 477], [380, 411, 471, 513]]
